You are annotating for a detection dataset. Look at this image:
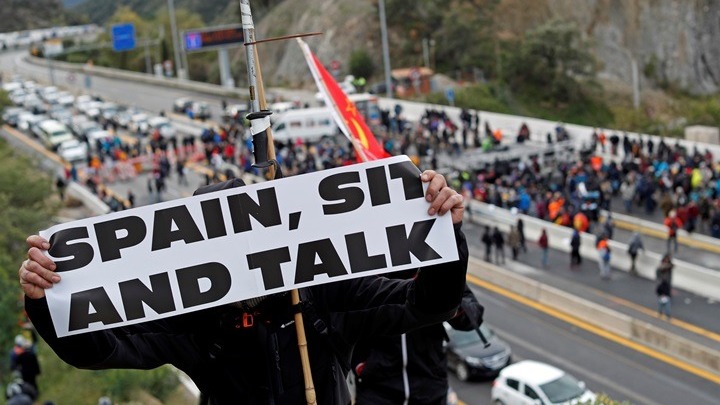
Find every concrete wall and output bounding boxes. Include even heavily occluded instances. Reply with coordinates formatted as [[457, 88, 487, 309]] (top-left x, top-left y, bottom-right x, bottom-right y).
[[469, 201, 720, 301], [472, 258, 720, 376]]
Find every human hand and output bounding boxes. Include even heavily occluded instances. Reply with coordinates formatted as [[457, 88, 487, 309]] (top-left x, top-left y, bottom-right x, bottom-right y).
[[19, 235, 59, 299], [420, 170, 465, 224]]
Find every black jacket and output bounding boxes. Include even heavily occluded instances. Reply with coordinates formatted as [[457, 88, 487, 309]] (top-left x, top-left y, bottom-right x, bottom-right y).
[[352, 285, 483, 405], [25, 224, 468, 405]]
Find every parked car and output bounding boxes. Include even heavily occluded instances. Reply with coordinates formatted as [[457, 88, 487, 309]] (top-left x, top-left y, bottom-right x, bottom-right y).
[[491, 360, 596, 405], [57, 139, 88, 163], [187, 101, 211, 120], [17, 113, 46, 133], [35, 119, 75, 151], [73, 121, 102, 140], [147, 116, 175, 138], [128, 113, 150, 134], [55, 91, 75, 107], [444, 322, 512, 381], [222, 103, 248, 122], [1, 107, 25, 126], [173, 97, 193, 113], [86, 129, 112, 150]]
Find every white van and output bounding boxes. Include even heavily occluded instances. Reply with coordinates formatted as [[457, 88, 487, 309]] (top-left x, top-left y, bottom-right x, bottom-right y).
[[271, 108, 338, 143], [36, 120, 75, 151]]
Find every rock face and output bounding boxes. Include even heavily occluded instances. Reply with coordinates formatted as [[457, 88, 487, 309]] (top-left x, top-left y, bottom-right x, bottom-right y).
[[547, 0, 720, 95], [0, 0, 65, 33], [253, 0, 719, 95]]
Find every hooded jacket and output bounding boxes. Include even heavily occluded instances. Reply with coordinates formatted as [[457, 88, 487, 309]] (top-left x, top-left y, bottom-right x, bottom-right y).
[[25, 179, 469, 405], [352, 284, 483, 405]]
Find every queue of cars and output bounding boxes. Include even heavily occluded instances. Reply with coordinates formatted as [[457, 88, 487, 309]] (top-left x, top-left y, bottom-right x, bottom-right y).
[[2, 76, 176, 163]]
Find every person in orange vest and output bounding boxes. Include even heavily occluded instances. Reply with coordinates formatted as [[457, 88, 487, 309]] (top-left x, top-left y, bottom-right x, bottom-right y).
[[492, 128, 503, 145], [573, 211, 590, 233], [597, 236, 611, 280], [598, 131, 607, 153], [664, 210, 683, 253]]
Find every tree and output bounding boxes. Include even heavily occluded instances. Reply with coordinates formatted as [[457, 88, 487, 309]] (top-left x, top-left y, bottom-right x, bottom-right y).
[[349, 49, 375, 81], [504, 19, 596, 104], [0, 135, 57, 357]]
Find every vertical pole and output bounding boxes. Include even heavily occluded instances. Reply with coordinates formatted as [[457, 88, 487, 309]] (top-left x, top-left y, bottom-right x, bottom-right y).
[[144, 39, 152, 74], [631, 56, 640, 110], [422, 38, 430, 68], [378, 0, 393, 98], [167, 0, 184, 79], [240, 4, 316, 404], [218, 48, 234, 88]]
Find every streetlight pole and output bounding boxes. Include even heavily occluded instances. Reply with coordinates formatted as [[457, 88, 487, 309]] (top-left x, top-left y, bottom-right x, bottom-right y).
[[378, 0, 393, 98], [167, 0, 185, 79]]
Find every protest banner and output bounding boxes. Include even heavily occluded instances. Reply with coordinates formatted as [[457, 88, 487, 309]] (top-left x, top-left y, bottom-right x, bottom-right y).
[[40, 155, 459, 337]]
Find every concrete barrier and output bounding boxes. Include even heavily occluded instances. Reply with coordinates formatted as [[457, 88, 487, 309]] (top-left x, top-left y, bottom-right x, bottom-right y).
[[469, 201, 720, 300], [65, 181, 110, 216], [471, 258, 720, 376], [27, 56, 246, 98], [601, 210, 720, 254], [630, 321, 720, 374]]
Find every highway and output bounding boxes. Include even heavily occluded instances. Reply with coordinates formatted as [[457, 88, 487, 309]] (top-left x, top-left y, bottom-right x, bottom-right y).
[[452, 280, 720, 405], [2, 49, 719, 405]]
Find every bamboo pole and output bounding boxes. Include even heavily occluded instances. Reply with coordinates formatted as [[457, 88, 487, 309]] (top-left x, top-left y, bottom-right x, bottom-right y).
[[239, 1, 316, 403]]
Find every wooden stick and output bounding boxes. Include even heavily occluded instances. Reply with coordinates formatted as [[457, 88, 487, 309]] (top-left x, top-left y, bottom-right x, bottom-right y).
[[245, 31, 322, 46], [240, 2, 315, 403]]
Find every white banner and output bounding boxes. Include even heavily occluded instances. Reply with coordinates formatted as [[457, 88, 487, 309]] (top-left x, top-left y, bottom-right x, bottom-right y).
[[40, 156, 459, 337]]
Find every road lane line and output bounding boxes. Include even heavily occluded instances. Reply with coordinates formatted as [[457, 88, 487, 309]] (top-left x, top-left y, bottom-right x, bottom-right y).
[[465, 273, 720, 385], [600, 293, 720, 344], [614, 217, 720, 254]]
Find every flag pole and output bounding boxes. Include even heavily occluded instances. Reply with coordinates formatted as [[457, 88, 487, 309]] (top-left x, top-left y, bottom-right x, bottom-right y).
[[239, 2, 317, 404]]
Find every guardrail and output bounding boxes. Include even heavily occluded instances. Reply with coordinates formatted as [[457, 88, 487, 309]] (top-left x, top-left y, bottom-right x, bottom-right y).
[[468, 201, 720, 301], [470, 258, 720, 376], [601, 210, 720, 254], [26, 55, 246, 98]]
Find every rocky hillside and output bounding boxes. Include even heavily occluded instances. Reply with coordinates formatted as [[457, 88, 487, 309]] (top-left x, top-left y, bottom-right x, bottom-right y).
[[249, 0, 719, 95], [0, 0, 66, 33]]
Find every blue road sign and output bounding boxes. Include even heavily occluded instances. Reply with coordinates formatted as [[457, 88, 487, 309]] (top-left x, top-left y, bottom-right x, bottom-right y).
[[111, 23, 136, 52], [184, 32, 202, 51]]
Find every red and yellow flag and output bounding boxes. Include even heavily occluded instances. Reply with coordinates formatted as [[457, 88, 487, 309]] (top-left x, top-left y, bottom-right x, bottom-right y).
[[296, 38, 389, 162]]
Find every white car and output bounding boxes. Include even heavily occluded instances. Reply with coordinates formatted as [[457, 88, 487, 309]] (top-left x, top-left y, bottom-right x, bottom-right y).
[[86, 129, 112, 149], [147, 116, 175, 138], [57, 139, 88, 163], [491, 360, 596, 405], [128, 113, 150, 134]]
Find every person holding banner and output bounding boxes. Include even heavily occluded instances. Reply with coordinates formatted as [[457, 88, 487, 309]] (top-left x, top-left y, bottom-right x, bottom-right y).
[[18, 169, 469, 405]]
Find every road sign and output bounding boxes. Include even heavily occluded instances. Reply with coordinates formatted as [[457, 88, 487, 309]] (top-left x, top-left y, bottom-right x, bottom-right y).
[[111, 23, 136, 52], [182, 25, 244, 53]]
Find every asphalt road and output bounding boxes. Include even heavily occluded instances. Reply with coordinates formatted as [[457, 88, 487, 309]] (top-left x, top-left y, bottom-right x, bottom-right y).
[[452, 282, 720, 405], [2, 49, 719, 405]]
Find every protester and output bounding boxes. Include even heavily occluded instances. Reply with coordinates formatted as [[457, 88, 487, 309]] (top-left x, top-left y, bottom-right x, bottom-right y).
[[656, 254, 674, 290], [9, 334, 40, 394], [508, 226, 521, 260], [481, 226, 493, 262], [627, 232, 645, 275], [570, 229, 582, 267], [538, 229, 549, 268], [597, 235, 612, 280], [18, 171, 469, 405], [352, 283, 483, 405], [664, 210, 683, 254], [656, 279, 672, 319], [492, 226, 506, 264]]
